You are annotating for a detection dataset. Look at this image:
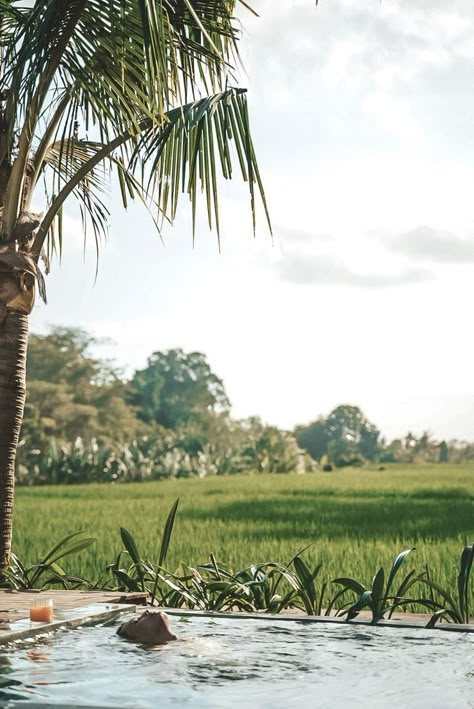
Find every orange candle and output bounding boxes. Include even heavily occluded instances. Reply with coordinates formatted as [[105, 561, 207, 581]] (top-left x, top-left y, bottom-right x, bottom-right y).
[[30, 601, 53, 622]]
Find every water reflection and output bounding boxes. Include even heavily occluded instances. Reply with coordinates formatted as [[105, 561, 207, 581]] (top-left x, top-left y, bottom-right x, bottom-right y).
[[26, 649, 50, 663]]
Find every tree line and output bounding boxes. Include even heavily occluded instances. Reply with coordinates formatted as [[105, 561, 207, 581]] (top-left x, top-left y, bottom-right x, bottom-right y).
[[17, 327, 473, 485]]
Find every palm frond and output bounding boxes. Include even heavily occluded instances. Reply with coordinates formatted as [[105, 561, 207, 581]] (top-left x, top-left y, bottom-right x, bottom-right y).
[[39, 138, 110, 262], [33, 88, 270, 260], [134, 89, 271, 240], [1, 1, 253, 237], [1, 1, 268, 258]]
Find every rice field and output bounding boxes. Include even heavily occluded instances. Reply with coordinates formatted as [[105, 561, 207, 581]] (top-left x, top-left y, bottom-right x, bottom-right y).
[[12, 464, 474, 606]]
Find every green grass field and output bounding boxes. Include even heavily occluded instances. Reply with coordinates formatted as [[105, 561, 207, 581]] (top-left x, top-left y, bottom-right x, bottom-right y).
[[12, 464, 474, 609]]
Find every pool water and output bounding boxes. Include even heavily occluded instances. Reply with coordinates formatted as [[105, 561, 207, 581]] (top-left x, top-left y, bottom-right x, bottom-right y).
[[0, 614, 472, 708]]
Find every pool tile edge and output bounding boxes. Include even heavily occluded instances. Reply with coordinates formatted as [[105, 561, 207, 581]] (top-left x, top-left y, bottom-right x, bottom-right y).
[[159, 608, 474, 633]]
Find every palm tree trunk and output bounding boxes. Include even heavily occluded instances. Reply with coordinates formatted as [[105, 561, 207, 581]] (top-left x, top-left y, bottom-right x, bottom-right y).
[[0, 311, 28, 572]]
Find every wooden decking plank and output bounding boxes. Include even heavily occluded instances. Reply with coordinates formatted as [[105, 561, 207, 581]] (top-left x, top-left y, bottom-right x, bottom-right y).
[[0, 590, 146, 624]]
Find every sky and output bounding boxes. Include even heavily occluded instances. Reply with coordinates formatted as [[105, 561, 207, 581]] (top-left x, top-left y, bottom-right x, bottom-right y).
[[30, 0, 474, 442]]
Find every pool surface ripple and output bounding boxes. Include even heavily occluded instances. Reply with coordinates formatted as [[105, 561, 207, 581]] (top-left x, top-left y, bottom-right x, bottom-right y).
[[0, 614, 472, 708]]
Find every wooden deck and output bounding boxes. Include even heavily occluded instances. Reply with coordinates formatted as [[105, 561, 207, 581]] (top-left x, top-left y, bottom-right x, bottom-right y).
[[0, 590, 147, 626]]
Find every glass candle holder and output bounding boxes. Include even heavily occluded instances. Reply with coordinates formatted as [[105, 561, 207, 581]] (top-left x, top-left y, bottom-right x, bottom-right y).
[[29, 598, 54, 622]]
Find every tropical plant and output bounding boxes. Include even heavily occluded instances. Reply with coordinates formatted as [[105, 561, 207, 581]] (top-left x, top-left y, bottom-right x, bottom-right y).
[[106, 502, 258, 611], [17, 435, 176, 485], [107, 497, 180, 597], [107, 505, 347, 615], [0, 0, 270, 570], [16, 426, 316, 485], [106, 497, 293, 612], [286, 550, 349, 616], [170, 558, 259, 612], [332, 548, 425, 624], [421, 543, 473, 626], [2, 530, 95, 590]]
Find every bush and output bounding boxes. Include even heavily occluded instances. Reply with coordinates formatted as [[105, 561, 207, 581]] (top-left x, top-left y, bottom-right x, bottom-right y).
[[334, 455, 365, 468], [16, 426, 313, 485]]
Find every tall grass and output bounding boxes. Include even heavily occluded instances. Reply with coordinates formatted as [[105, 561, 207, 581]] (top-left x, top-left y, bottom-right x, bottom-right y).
[[12, 464, 474, 609]]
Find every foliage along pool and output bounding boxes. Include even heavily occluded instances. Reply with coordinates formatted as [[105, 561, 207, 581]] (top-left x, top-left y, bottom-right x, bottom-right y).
[[0, 614, 472, 708]]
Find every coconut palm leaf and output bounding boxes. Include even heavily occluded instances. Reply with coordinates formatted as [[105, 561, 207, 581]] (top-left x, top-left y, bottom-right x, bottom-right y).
[[1, 0, 267, 250], [32, 88, 270, 261]]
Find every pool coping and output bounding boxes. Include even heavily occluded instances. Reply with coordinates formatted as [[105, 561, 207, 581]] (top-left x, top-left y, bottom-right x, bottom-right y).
[[160, 607, 474, 633], [0, 604, 471, 645], [0, 603, 136, 646]]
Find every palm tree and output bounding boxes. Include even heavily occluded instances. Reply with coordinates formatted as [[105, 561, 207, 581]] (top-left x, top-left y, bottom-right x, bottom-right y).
[[0, 0, 270, 572]]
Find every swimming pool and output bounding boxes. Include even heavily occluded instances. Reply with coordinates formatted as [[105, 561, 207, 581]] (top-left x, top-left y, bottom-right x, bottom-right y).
[[0, 613, 472, 708]]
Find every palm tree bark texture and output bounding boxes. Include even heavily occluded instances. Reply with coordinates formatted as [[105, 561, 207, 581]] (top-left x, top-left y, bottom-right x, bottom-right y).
[[0, 247, 36, 572], [0, 310, 28, 571]]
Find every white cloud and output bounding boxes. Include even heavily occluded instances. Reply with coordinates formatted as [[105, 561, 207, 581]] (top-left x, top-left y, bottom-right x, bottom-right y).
[[275, 249, 431, 288], [388, 226, 474, 263], [362, 92, 422, 144]]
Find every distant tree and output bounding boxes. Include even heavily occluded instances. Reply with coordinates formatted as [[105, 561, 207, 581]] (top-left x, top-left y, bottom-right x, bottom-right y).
[[325, 405, 380, 464], [129, 349, 230, 430], [27, 327, 115, 388], [359, 424, 381, 461], [413, 431, 433, 461], [22, 328, 142, 449], [403, 432, 417, 463], [449, 440, 474, 462], [241, 417, 311, 473], [295, 418, 328, 461], [23, 380, 97, 448], [383, 431, 448, 464], [379, 440, 401, 463], [439, 440, 449, 463]]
